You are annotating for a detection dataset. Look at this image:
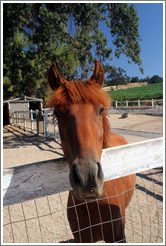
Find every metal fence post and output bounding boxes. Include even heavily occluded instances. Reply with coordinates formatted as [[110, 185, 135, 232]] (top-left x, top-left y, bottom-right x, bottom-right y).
[[15, 112, 16, 125], [36, 110, 39, 135], [54, 118, 59, 140], [13, 112, 14, 125], [45, 110, 49, 136], [11, 113, 13, 124], [54, 118, 56, 138], [18, 113, 20, 127], [16, 112, 18, 125], [30, 110, 33, 132], [43, 111, 45, 136], [23, 112, 26, 131]]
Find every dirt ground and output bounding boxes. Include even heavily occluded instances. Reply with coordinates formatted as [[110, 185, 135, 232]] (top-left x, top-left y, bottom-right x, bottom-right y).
[[108, 113, 163, 133], [3, 114, 163, 243]]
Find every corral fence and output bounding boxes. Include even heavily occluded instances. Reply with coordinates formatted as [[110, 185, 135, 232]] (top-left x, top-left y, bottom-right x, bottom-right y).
[[10, 110, 40, 134], [108, 99, 163, 116], [114, 99, 163, 108], [9, 99, 163, 137], [10, 108, 59, 139], [42, 108, 59, 139], [3, 137, 164, 243]]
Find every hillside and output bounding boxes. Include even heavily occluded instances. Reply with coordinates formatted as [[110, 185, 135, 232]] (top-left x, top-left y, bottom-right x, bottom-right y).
[[107, 83, 163, 101]]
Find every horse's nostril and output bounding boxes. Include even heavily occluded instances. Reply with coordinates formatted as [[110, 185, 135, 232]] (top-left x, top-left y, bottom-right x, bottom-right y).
[[97, 162, 104, 180], [70, 161, 104, 198], [72, 164, 80, 185]]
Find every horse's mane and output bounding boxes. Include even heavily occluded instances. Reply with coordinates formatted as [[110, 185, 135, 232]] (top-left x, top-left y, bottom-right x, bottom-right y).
[[48, 80, 111, 109], [47, 79, 112, 148]]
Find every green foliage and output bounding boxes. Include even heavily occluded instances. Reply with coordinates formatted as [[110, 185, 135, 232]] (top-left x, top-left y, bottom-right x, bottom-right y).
[[130, 76, 139, 83], [108, 82, 163, 101], [3, 3, 143, 100], [130, 75, 163, 84], [148, 75, 163, 84], [107, 4, 143, 70], [104, 64, 130, 86], [139, 76, 150, 82]]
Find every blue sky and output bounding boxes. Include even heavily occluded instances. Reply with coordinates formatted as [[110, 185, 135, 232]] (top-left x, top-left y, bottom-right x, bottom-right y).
[[103, 3, 164, 79]]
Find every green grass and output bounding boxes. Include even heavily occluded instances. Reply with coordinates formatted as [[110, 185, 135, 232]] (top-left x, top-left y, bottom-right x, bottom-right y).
[[107, 82, 163, 101]]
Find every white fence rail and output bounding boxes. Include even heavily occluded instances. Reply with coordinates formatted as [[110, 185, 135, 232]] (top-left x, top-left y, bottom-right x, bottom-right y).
[[3, 137, 163, 207], [115, 99, 163, 108]]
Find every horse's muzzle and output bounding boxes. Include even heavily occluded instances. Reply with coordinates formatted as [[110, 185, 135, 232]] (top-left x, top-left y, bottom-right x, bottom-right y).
[[69, 159, 104, 200]]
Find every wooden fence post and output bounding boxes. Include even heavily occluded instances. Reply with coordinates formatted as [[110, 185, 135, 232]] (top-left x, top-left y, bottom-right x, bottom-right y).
[[152, 99, 154, 107], [138, 100, 140, 107]]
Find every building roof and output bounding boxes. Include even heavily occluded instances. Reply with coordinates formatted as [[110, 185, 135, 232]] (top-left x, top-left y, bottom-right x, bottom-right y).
[[3, 96, 43, 104]]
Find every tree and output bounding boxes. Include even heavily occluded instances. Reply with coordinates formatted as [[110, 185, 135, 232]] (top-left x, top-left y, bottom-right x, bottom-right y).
[[148, 75, 163, 84], [131, 76, 139, 83], [139, 76, 150, 82], [3, 3, 143, 100], [104, 64, 130, 86]]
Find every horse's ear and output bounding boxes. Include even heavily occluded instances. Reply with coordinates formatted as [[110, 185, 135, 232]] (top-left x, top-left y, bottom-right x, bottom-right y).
[[48, 62, 62, 90], [89, 60, 104, 87]]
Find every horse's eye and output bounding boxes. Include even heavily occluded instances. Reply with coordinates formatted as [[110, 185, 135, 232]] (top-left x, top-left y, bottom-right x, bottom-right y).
[[99, 107, 104, 116]]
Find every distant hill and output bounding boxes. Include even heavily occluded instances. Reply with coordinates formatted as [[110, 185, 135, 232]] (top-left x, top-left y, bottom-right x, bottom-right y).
[[103, 82, 148, 91]]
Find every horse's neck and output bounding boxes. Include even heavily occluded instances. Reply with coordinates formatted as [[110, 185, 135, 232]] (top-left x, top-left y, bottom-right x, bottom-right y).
[[102, 113, 128, 148]]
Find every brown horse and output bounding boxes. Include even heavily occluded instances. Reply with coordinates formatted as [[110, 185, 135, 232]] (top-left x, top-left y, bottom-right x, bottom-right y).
[[47, 60, 136, 243]]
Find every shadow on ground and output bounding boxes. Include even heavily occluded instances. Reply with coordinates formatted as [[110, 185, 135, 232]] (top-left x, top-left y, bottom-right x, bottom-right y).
[[3, 125, 63, 156]]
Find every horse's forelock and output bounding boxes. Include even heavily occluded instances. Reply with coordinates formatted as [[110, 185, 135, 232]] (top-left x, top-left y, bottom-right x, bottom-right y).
[[47, 80, 111, 110]]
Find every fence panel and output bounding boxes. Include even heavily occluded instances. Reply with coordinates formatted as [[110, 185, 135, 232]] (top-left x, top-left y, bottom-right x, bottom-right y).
[[3, 167, 163, 243], [10, 110, 39, 135], [42, 108, 59, 139], [10, 109, 59, 139], [3, 138, 163, 243]]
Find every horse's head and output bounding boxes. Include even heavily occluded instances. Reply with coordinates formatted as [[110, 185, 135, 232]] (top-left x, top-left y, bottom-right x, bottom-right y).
[[48, 60, 111, 200]]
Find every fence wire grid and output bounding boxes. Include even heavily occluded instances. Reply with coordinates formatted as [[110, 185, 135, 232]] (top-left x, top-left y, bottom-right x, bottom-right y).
[[3, 167, 163, 244]]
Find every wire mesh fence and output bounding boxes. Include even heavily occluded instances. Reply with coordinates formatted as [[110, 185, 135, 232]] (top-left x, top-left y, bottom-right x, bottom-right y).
[[3, 167, 163, 244], [125, 167, 163, 243]]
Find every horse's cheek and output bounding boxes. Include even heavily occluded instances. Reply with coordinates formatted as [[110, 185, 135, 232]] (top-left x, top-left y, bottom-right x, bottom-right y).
[[95, 120, 104, 158]]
